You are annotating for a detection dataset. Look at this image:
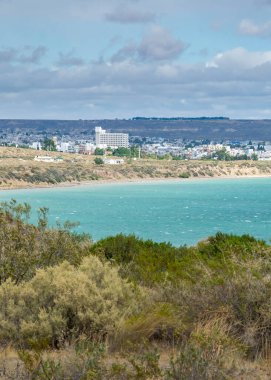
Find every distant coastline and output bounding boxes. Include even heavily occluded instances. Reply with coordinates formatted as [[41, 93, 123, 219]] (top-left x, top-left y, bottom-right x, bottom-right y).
[[1, 173, 271, 192], [1, 147, 271, 191]]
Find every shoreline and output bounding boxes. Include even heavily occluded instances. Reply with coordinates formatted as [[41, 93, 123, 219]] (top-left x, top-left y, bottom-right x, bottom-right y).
[[0, 173, 271, 192]]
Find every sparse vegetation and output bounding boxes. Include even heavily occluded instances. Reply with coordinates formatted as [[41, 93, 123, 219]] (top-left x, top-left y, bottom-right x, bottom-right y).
[[0, 147, 271, 190]]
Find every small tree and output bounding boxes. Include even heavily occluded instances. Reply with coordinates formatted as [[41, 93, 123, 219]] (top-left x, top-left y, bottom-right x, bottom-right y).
[[130, 146, 139, 158], [113, 148, 131, 157], [213, 148, 231, 161], [94, 148, 105, 156], [251, 153, 258, 161], [43, 138, 56, 151], [43, 137, 56, 152], [94, 157, 104, 165]]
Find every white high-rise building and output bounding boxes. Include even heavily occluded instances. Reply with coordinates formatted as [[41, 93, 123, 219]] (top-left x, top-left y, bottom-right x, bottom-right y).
[[95, 126, 129, 148]]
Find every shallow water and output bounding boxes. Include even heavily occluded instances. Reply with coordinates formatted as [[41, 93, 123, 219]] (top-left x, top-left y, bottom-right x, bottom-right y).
[[0, 178, 271, 246]]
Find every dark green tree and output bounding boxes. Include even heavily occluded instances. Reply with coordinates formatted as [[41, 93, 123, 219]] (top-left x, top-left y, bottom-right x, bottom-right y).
[[94, 148, 105, 156], [213, 148, 231, 161], [94, 157, 104, 165], [130, 146, 139, 158], [43, 138, 56, 151], [113, 147, 131, 157]]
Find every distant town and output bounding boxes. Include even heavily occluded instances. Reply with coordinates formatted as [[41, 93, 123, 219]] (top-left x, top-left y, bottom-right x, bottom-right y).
[[0, 121, 271, 161]]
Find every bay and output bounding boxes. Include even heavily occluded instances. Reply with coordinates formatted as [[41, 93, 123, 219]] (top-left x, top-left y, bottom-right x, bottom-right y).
[[0, 177, 270, 246]]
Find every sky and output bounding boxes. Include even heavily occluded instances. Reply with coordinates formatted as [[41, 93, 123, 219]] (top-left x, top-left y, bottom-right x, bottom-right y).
[[1, 0, 271, 119]]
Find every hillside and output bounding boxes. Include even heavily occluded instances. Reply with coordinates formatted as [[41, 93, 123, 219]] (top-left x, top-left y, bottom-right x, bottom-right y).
[[0, 147, 271, 189], [1, 118, 271, 140]]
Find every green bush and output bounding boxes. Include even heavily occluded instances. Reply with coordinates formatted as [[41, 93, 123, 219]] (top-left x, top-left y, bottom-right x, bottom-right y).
[[161, 266, 271, 359], [0, 256, 144, 347], [0, 200, 92, 284], [94, 148, 105, 156], [90, 234, 193, 284], [179, 172, 190, 178], [94, 157, 104, 165]]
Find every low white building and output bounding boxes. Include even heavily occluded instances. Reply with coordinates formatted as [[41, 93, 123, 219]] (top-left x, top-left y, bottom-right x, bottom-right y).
[[103, 158, 124, 165], [79, 142, 95, 155], [258, 151, 271, 160], [34, 156, 63, 163], [57, 142, 74, 153], [34, 156, 55, 163]]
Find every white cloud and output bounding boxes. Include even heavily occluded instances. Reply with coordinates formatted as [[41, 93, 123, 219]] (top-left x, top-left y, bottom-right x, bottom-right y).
[[239, 19, 271, 37], [206, 47, 271, 69], [1, 44, 271, 118], [155, 64, 179, 78]]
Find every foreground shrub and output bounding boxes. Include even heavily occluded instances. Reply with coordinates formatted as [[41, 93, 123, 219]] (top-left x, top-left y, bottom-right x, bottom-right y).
[[0, 200, 92, 284], [161, 269, 271, 359], [163, 311, 248, 380], [1, 201, 271, 374], [0, 256, 144, 347], [90, 232, 269, 287], [91, 234, 193, 285], [111, 303, 181, 350]]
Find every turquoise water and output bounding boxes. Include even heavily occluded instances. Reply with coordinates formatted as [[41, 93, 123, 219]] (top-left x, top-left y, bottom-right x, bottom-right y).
[[0, 178, 271, 246]]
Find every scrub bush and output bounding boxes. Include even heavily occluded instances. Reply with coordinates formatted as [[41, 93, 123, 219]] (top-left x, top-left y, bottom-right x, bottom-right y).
[[0, 200, 92, 284], [0, 256, 144, 347]]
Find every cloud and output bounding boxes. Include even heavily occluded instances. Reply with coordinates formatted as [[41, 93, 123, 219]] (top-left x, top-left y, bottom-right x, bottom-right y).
[[138, 26, 187, 61], [206, 47, 271, 69], [57, 51, 84, 67], [19, 46, 47, 63], [0, 48, 17, 63], [111, 26, 187, 62], [111, 42, 138, 62], [105, 6, 155, 23], [1, 45, 271, 119], [0, 0, 262, 23], [239, 19, 271, 37], [1, 0, 271, 119], [0, 46, 46, 64]]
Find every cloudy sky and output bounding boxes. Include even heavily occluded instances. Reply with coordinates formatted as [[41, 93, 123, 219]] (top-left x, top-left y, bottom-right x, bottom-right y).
[[1, 0, 271, 119]]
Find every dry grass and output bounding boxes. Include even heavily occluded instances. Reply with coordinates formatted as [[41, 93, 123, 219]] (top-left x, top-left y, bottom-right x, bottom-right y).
[[1, 344, 271, 380]]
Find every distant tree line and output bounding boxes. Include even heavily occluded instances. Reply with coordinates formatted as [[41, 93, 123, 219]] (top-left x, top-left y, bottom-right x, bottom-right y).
[[94, 146, 139, 158]]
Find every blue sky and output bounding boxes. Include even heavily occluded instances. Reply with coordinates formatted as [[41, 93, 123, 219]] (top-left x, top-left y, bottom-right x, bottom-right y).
[[1, 0, 271, 119]]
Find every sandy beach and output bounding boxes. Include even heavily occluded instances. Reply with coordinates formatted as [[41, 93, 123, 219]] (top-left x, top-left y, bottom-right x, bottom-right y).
[[1, 173, 271, 192]]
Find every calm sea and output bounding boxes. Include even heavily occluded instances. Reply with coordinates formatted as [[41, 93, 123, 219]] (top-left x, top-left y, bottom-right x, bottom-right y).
[[0, 178, 271, 246]]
